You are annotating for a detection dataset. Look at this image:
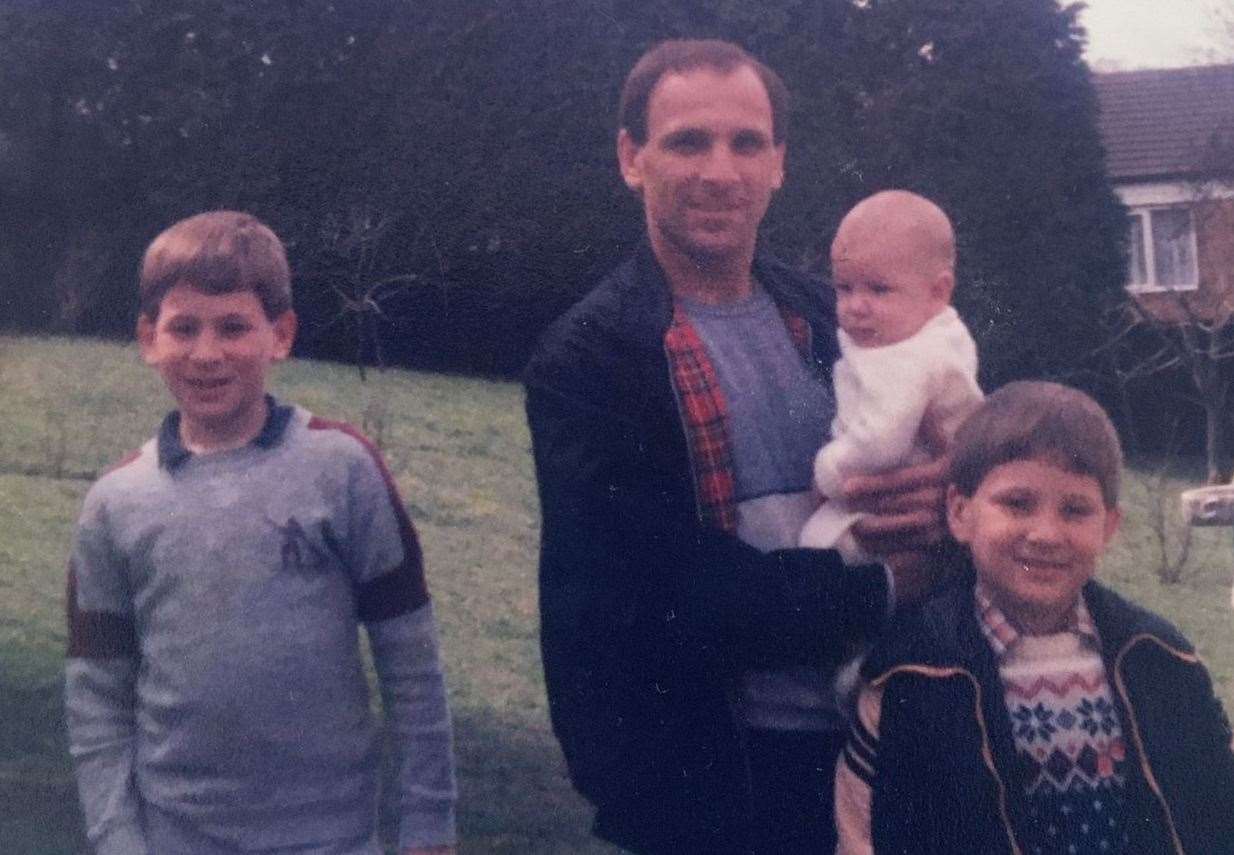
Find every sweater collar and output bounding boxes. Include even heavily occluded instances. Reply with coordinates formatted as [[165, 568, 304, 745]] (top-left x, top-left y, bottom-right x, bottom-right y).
[[157, 395, 294, 470]]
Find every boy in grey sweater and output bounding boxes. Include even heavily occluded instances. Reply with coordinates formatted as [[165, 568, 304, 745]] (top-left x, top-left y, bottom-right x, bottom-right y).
[[65, 211, 456, 855]]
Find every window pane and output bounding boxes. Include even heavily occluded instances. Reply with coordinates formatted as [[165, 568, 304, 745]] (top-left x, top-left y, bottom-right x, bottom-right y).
[[1151, 208, 1197, 287], [1126, 213, 1147, 285]]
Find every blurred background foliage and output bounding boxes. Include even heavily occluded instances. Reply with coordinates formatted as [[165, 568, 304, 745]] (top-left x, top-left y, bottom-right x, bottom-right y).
[[0, 0, 1125, 384]]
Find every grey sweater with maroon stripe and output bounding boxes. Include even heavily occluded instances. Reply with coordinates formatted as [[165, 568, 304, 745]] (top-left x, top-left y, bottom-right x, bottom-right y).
[[65, 401, 456, 853]]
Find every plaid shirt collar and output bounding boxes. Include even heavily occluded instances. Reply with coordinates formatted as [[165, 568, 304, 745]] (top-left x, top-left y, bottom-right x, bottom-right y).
[[974, 581, 1099, 659]]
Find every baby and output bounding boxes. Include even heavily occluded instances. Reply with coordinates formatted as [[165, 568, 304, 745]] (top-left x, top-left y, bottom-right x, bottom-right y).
[[800, 190, 983, 563]]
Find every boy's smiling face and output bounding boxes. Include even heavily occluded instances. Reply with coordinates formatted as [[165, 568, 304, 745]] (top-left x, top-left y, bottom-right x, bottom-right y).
[[138, 283, 295, 451], [947, 457, 1121, 635]]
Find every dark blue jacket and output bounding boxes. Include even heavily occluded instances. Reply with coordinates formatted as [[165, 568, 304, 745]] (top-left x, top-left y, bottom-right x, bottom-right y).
[[524, 245, 891, 854], [861, 571, 1234, 854]]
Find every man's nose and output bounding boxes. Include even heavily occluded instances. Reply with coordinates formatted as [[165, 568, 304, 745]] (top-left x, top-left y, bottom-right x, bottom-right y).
[[699, 146, 740, 183]]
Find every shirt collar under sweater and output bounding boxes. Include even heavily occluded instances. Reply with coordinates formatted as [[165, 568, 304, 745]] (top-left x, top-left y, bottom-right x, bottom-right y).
[[974, 581, 1099, 659], [157, 395, 295, 470]]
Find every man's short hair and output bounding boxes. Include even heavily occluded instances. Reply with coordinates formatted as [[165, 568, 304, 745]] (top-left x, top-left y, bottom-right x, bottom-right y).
[[949, 381, 1123, 508], [618, 39, 789, 146], [139, 211, 292, 320]]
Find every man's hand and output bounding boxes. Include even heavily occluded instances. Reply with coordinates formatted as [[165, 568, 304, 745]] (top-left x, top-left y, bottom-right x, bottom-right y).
[[844, 432, 954, 607], [844, 454, 950, 556]]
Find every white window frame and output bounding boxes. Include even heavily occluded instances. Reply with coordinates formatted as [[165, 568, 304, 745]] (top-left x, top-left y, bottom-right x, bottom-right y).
[[1125, 205, 1200, 294]]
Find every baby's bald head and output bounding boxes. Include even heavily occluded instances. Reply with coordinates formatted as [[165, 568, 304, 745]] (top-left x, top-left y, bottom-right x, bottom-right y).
[[831, 190, 955, 276]]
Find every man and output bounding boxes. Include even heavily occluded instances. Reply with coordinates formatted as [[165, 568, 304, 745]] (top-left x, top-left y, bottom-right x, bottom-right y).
[[524, 39, 947, 854]]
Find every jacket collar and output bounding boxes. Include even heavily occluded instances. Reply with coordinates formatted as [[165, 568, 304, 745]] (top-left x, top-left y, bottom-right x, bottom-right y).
[[620, 241, 837, 359], [866, 562, 1189, 678]]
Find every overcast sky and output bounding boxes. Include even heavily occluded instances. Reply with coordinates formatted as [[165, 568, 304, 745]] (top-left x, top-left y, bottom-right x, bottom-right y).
[[1079, 0, 1224, 69]]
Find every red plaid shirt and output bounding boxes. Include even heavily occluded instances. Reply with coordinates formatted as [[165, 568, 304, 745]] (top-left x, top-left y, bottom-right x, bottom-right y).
[[663, 303, 813, 532]]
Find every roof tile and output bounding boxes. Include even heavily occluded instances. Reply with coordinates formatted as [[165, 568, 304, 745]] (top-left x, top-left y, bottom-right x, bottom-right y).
[[1094, 64, 1234, 182]]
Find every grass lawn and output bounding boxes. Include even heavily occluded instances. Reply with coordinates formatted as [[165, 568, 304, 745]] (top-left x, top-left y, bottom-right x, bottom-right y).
[[2, 334, 1232, 853]]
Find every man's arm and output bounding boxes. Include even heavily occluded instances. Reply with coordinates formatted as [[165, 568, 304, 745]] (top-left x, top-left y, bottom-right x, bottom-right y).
[[526, 379, 892, 665], [64, 495, 151, 855]]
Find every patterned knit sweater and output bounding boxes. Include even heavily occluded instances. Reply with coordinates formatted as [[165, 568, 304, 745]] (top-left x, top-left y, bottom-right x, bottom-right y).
[[978, 588, 1131, 855]]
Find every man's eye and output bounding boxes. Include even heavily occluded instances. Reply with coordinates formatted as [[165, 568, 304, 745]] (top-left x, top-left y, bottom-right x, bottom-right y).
[[998, 496, 1033, 514], [666, 132, 708, 153], [168, 323, 197, 338], [732, 132, 768, 154], [869, 283, 892, 295]]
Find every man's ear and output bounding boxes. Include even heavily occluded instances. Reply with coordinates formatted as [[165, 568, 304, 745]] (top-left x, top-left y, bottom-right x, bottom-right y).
[[617, 129, 644, 192], [946, 483, 972, 544], [272, 310, 297, 361], [770, 143, 786, 191], [137, 314, 157, 365]]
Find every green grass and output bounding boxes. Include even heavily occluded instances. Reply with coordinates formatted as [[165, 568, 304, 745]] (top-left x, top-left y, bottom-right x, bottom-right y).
[[2, 333, 1232, 852], [0, 334, 616, 854]]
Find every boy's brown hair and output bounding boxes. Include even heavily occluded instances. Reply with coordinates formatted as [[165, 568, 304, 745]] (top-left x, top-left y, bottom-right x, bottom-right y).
[[618, 39, 790, 146], [139, 211, 292, 320], [949, 381, 1123, 508]]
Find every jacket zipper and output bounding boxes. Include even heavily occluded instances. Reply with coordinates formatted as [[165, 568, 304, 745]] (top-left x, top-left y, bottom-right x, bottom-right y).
[[1112, 634, 1194, 854], [874, 665, 1023, 855]]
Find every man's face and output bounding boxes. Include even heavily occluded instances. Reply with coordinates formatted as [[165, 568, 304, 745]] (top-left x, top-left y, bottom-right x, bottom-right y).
[[618, 65, 785, 269]]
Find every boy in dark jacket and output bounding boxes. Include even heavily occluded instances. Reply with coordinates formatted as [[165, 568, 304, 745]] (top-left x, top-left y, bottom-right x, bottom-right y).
[[835, 381, 1234, 854]]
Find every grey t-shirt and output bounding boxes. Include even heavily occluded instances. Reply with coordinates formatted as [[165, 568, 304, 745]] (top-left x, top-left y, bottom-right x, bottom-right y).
[[680, 290, 845, 731]]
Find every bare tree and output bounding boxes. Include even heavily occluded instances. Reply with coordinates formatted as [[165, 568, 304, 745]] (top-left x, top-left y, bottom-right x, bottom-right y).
[[313, 205, 422, 380]]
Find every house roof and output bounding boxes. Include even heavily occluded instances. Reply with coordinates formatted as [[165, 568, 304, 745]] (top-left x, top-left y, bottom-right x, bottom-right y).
[[1094, 64, 1234, 182]]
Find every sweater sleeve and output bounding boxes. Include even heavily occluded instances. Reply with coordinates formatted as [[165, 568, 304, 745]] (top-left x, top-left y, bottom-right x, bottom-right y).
[[64, 492, 151, 855], [834, 683, 884, 855], [342, 436, 457, 848], [368, 606, 458, 850]]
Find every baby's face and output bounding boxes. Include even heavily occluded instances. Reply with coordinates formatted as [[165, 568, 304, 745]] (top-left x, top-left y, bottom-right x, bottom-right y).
[[830, 243, 949, 348]]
